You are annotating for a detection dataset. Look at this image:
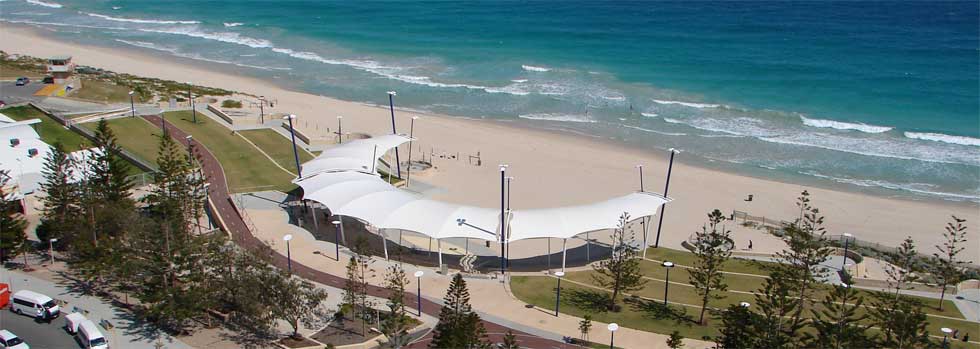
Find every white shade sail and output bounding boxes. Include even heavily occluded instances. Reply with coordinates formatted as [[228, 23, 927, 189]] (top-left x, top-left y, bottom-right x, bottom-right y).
[[296, 135, 671, 242]]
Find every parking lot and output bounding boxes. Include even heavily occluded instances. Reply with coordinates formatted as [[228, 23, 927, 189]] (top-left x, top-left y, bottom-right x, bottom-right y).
[[0, 80, 45, 105], [0, 309, 79, 349]]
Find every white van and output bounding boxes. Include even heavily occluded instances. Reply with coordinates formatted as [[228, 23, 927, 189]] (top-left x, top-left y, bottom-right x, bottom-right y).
[[0, 329, 29, 349], [10, 290, 60, 320], [76, 320, 108, 349], [64, 312, 88, 334]]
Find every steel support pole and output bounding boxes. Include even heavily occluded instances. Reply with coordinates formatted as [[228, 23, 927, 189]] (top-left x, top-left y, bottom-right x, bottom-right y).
[[286, 116, 302, 178], [388, 93, 402, 178], [654, 150, 677, 248]]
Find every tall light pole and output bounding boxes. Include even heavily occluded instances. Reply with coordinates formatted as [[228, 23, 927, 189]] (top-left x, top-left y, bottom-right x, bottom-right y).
[[654, 148, 680, 248], [187, 83, 197, 123], [662, 261, 674, 306], [840, 233, 853, 272], [387, 91, 402, 178], [607, 323, 619, 349], [406, 116, 419, 186], [336, 116, 344, 144], [283, 234, 293, 275], [635, 164, 644, 191], [941, 327, 953, 349], [283, 114, 302, 178], [414, 270, 424, 316], [553, 271, 564, 317], [505, 176, 514, 211], [499, 164, 508, 275], [331, 220, 342, 260], [128, 91, 136, 117], [505, 176, 514, 266], [259, 95, 266, 124], [48, 238, 57, 265]]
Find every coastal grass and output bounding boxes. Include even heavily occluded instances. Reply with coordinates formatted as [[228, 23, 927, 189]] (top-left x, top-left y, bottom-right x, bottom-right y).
[[77, 117, 182, 167], [238, 129, 314, 172], [71, 79, 137, 104], [164, 111, 295, 193], [1, 105, 90, 151]]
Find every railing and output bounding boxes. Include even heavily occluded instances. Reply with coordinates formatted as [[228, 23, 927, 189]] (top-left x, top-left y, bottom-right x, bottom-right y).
[[732, 210, 791, 231]]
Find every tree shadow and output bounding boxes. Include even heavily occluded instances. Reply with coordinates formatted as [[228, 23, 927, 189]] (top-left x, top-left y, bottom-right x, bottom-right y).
[[626, 296, 697, 325], [565, 289, 611, 313]]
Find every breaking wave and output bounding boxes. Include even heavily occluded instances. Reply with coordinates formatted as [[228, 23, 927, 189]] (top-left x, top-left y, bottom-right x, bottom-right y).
[[800, 115, 892, 133], [904, 132, 980, 147], [84, 12, 200, 24]]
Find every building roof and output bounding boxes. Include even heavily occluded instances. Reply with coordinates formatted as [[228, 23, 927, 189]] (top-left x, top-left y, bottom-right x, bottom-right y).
[[296, 135, 670, 242]]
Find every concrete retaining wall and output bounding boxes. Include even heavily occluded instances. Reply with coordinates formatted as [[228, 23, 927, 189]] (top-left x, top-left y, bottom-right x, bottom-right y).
[[207, 104, 234, 125]]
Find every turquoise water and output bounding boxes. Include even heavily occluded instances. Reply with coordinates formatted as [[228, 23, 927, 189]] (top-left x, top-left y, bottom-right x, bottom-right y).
[[4, 0, 978, 202]]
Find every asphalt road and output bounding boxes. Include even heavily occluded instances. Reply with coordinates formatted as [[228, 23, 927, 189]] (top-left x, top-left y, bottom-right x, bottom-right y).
[[0, 81, 44, 105], [0, 310, 80, 349]]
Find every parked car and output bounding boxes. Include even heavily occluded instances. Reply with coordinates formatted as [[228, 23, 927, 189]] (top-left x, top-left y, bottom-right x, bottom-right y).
[[76, 320, 108, 349], [14, 77, 29, 86], [42, 77, 54, 84], [0, 329, 29, 349], [10, 290, 60, 320]]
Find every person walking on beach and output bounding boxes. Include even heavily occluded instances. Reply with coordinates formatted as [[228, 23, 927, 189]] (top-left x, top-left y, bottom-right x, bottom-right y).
[[748, 240, 753, 250]]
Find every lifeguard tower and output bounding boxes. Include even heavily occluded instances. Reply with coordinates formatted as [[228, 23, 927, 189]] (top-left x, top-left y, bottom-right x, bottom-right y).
[[46, 56, 75, 84]]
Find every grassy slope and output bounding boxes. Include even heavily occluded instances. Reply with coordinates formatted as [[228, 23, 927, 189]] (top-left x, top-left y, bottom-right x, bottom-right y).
[[1, 105, 90, 151], [78, 117, 182, 167], [70, 79, 135, 104], [238, 129, 313, 172], [164, 111, 294, 192], [511, 247, 978, 346]]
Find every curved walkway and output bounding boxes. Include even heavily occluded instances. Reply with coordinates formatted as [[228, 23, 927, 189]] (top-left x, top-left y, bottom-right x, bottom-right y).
[[142, 115, 572, 349]]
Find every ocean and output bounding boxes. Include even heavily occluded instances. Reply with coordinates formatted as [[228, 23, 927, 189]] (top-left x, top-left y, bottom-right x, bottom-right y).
[[3, 0, 978, 202]]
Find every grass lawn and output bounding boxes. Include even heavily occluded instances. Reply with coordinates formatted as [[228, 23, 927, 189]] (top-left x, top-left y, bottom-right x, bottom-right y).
[[1, 105, 90, 151], [164, 111, 295, 193], [512, 247, 978, 346], [78, 117, 183, 167], [70, 79, 137, 104], [238, 129, 314, 172]]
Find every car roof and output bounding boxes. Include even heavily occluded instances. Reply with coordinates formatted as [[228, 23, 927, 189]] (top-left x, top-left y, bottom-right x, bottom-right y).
[[13, 289, 52, 302], [0, 329, 16, 339], [78, 320, 105, 337]]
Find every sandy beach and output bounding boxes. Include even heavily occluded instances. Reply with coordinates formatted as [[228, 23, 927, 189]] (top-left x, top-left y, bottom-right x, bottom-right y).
[[2, 24, 977, 263]]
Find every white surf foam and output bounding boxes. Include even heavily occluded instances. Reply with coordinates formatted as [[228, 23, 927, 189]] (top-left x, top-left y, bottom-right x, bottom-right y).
[[601, 95, 626, 101], [224, 22, 244, 27], [640, 112, 658, 118], [1, 18, 127, 30], [652, 99, 720, 109], [85, 12, 200, 24], [511, 79, 528, 83], [115, 39, 289, 71], [140, 27, 272, 48], [518, 113, 596, 123], [25, 0, 61, 8], [111, 6, 121, 10], [904, 132, 980, 147], [800, 115, 892, 133], [521, 64, 551, 72], [622, 124, 686, 136], [802, 171, 979, 202]]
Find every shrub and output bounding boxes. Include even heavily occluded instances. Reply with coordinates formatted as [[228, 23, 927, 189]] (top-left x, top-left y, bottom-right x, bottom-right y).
[[221, 99, 243, 108]]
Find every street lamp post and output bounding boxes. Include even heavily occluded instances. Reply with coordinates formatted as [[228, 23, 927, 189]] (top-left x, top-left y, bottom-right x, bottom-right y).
[[414, 270, 424, 316], [259, 95, 266, 124], [387, 91, 402, 178], [128, 91, 136, 117], [336, 116, 344, 144], [635, 164, 644, 191], [841, 233, 853, 272], [331, 220, 342, 260], [607, 323, 619, 349], [553, 271, 564, 317], [505, 176, 513, 266], [662, 261, 674, 306], [654, 148, 680, 248], [48, 238, 57, 264], [187, 83, 197, 123], [499, 164, 508, 275], [406, 116, 419, 186], [283, 234, 293, 275], [283, 114, 303, 178]]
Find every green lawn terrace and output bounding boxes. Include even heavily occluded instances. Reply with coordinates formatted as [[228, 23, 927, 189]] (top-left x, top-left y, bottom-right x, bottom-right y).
[[163, 111, 300, 193], [77, 116, 176, 170], [511, 247, 979, 348], [1, 105, 90, 151]]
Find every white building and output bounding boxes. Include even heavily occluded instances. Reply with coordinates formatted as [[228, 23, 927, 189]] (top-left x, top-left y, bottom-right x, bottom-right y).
[[0, 112, 48, 198]]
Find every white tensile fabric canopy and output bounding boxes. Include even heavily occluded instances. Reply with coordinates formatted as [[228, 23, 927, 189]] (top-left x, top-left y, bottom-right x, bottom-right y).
[[296, 134, 670, 242]]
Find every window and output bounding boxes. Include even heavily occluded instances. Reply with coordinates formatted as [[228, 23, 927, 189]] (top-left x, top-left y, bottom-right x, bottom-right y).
[[14, 299, 33, 307], [5, 337, 24, 345], [90, 337, 107, 346], [43, 300, 56, 309]]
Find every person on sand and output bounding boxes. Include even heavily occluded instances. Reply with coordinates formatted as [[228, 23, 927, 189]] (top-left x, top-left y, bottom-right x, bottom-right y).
[[963, 333, 969, 342], [748, 240, 753, 250]]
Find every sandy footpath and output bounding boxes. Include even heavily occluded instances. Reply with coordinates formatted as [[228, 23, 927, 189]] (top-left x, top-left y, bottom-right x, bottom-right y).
[[2, 24, 976, 262]]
